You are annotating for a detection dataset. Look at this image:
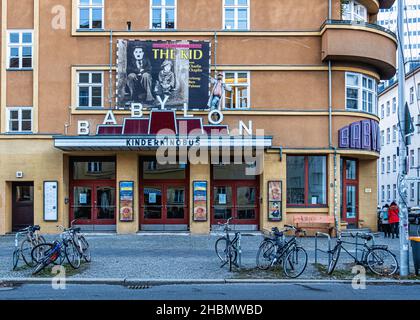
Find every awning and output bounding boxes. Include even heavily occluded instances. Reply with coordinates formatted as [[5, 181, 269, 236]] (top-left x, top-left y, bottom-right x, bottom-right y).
[[54, 135, 273, 151]]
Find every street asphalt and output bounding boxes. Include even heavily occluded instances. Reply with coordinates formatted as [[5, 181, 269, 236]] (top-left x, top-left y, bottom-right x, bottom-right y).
[[0, 283, 419, 300]]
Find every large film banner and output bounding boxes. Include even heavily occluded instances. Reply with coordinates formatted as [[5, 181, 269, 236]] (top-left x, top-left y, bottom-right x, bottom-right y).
[[117, 40, 211, 110]]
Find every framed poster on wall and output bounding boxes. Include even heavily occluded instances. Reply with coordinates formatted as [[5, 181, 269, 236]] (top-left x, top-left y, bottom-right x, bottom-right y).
[[119, 181, 134, 222], [193, 181, 208, 222], [44, 181, 58, 222], [268, 181, 282, 221]]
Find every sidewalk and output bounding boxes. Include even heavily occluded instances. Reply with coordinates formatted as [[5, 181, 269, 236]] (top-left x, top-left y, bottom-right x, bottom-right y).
[[0, 232, 417, 281]]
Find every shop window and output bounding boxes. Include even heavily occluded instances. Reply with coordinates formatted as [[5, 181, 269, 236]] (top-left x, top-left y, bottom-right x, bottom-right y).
[[6, 107, 32, 133], [287, 156, 327, 206], [341, 0, 368, 22], [77, 72, 103, 108], [78, 0, 104, 30], [346, 73, 377, 115], [143, 160, 186, 180], [224, 0, 249, 30], [7, 30, 33, 69], [224, 72, 250, 109], [151, 0, 176, 29], [72, 159, 115, 180]]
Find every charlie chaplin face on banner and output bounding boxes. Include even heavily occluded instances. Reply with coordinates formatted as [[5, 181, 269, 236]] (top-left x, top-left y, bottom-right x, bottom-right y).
[[133, 47, 145, 60]]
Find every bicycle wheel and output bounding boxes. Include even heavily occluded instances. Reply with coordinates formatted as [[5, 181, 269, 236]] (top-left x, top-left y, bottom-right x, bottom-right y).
[[256, 240, 276, 270], [327, 244, 341, 275], [12, 249, 20, 270], [283, 246, 308, 278], [75, 234, 91, 263], [65, 240, 81, 269], [215, 237, 229, 262], [366, 248, 399, 276], [37, 236, 46, 245], [31, 243, 54, 264], [21, 239, 35, 267], [32, 259, 49, 275]]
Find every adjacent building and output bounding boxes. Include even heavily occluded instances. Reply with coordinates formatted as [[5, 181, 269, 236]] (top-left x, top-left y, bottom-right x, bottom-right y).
[[378, 65, 420, 208], [0, 0, 397, 235]]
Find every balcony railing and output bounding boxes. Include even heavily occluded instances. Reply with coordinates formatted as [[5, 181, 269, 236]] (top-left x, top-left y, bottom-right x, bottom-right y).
[[321, 19, 397, 40]]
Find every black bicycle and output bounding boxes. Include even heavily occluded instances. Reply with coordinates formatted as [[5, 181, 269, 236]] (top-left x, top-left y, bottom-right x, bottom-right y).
[[256, 225, 308, 278], [215, 218, 240, 271], [327, 232, 399, 276]]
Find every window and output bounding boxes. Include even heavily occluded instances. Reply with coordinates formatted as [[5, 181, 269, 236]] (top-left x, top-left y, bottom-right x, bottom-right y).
[[392, 97, 397, 113], [87, 162, 102, 173], [418, 115, 420, 134], [380, 130, 384, 146], [386, 101, 390, 116], [386, 156, 390, 173], [223, 0, 249, 30], [417, 83, 420, 100], [7, 30, 33, 69], [223, 72, 250, 109], [346, 73, 377, 115], [342, 0, 368, 22], [78, 0, 104, 30], [393, 184, 397, 201], [151, 0, 176, 30], [381, 158, 385, 174], [77, 72, 103, 108], [380, 104, 384, 119], [387, 185, 391, 201], [393, 154, 397, 172], [386, 128, 390, 144], [411, 183, 415, 200], [72, 158, 115, 180], [410, 149, 415, 168], [381, 185, 385, 202], [6, 107, 32, 133], [392, 125, 397, 142], [410, 86, 415, 104], [287, 156, 327, 206]]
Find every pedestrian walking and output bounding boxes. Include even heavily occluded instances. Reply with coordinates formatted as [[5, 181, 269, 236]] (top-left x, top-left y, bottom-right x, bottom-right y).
[[388, 201, 400, 239], [380, 204, 391, 238]]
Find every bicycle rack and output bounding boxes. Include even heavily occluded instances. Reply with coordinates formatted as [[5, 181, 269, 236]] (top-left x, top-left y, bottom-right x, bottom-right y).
[[315, 232, 332, 266], [238, 233, 242, 269]]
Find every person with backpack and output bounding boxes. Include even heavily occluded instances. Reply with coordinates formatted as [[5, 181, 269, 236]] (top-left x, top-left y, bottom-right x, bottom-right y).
[[380, 204, 391, 238], [388, 201, 400, 239]]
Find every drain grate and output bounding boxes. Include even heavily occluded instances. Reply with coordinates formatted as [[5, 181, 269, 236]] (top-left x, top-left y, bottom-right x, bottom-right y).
[[126, 285, 151, 290]]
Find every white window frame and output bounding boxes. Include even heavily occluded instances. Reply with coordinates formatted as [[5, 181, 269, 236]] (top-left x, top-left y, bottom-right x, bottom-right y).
[[77, 71, 104, 108], [150, 0, 177, 30], [386, 128, 390, 144], [223, 71, 251, 110], [393, 154, 397, 172], [386, 156, 390, 173], [345, 72, 378, 115], [223, 0, 250, 30], [410, 149, 415, 168], [392, 125, 397, 142], [410, 86, 415, 104], [342, 0, 368, 22], [6, 107, 33, 133], [7, 30, 33, 69], [386, 101, 390, 116], [392, 97, 397, 113], [78, 0, 105, 30]]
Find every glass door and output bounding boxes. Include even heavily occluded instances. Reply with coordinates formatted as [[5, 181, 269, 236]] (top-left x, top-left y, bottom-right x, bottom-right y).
[[71, 183, 116, 225], [143, 185, 163, 222], [342, 158, 359, 226]]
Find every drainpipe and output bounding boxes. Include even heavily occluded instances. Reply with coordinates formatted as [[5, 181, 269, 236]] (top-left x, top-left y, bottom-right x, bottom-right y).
[[333, 147, 339, 231], [214, 31, 218, 72], [328, 0, 332, 20], [109, 30, 113, 109], [328, 60, 333, 148]]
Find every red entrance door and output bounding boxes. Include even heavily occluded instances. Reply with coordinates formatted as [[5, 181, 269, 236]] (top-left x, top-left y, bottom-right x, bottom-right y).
[[342, 158, 359, 227], [140, 182, 188, 225], [211, 181, 259, 225], [70, 181, 116, 225]]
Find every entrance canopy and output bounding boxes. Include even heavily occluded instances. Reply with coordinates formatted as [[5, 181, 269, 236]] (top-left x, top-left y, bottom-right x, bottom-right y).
[[54, 111, 273, 151]]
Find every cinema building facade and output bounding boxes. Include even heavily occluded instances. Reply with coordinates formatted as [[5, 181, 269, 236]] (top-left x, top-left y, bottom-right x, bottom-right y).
[[0, 0, 397, 234]]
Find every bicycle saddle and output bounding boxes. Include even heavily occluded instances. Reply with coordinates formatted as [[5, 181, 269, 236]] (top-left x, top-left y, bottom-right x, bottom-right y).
[[72, 227, 81, 233], [32, 225, 41, 231], [359, 234, 373, 241]]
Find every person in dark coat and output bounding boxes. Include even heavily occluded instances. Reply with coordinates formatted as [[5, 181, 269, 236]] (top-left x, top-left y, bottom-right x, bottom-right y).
[[126, 46, 154, 103]]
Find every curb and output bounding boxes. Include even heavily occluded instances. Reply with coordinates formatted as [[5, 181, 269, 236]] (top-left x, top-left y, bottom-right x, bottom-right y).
[[1, 278, 419, 286]]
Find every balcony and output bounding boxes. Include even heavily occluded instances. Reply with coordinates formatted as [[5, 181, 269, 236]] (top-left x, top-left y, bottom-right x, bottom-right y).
[[321, 20, 397, 80]]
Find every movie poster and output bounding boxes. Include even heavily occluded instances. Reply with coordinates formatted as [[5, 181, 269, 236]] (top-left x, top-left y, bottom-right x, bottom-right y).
[[117, 40, 211, 110], [268, 181, 282, 221], [119, 181, 134, 222], [193, 181, 208, 222]]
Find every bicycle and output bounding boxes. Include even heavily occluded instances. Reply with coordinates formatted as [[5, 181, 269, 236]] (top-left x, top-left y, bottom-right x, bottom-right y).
[[31, 226, 82, 275], [327, 232, 399, 276], [215, 218, 241, 271], [67, 219, 91, 263], [256, 225, 308, 278], [12, 225, 46, 270]]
